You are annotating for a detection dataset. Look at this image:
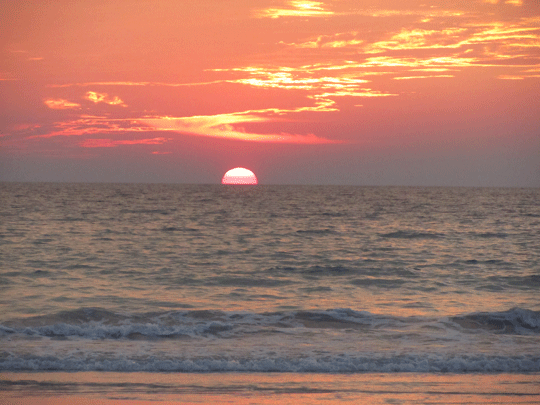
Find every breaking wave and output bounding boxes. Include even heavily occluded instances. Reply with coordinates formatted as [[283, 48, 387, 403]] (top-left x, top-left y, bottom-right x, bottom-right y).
[[2, 307, 539, 340]]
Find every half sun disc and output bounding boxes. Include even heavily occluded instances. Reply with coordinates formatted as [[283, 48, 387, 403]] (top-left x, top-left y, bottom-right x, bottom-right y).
[[222, 167, 258, 185]]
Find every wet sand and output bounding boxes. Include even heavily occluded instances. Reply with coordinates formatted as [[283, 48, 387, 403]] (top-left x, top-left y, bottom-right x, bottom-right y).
[[1, 372, 539, 404]]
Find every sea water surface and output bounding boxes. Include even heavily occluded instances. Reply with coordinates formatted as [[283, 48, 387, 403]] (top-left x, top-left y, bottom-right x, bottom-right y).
[[1, 183, 539, 402]]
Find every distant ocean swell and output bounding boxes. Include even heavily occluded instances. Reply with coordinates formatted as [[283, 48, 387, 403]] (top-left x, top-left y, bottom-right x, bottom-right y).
[[2, 185, 539, 381]]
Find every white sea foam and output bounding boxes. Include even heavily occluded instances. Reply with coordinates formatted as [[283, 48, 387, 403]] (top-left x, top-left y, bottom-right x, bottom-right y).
[[1, 353, 539, 373]]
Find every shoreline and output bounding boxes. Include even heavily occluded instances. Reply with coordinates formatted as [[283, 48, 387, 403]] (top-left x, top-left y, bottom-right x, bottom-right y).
[[2, 372, 539, 404]]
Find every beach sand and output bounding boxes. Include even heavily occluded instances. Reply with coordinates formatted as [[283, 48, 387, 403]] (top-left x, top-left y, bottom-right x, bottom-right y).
[[1, 372, 539, 404]]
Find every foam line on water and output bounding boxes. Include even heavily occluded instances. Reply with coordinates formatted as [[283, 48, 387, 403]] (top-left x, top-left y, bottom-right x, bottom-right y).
[[1, 353, 539, 373]]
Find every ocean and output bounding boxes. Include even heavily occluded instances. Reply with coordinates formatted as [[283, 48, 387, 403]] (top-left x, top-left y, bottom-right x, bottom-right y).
[[1, 183, 539, 404]]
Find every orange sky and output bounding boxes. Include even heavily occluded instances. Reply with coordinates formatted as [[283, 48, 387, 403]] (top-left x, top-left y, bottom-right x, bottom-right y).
[[1, 0, 539, 185]]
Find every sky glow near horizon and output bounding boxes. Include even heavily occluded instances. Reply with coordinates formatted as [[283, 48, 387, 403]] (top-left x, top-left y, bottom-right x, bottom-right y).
[[1, 0, 539, 185]]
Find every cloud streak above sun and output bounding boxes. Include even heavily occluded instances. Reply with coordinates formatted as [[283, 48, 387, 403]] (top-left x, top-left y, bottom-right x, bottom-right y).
[[137, 113, 341, 144], [27, 111, 341, 145]]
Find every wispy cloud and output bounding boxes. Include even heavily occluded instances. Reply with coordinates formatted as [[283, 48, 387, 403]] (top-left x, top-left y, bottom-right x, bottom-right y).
[[254, 1, 334, 19], [80, 137, 170, 148], [85, 91, 126, 106], [484, 0, 523, 4], [280, 32, 363, 49], [364, 28, 468, 53], [28, 116, 145, 139], [217, 65, 396, 106], [277, 15, 540, 68], [138, 112, 341, 144], [355, 9, 465, 18], [497, 74, 524, 79], [229, 68, 370, 91], [47, 80, 226, 88], [364, 56, 478, 68], [19, 0, 540, 156], [27, 110, 341, 145], [44, 99, 81, 109], [393, 75, 455, 80]]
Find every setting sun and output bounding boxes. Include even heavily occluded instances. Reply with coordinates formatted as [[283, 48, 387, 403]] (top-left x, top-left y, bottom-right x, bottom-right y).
[[222, 167, 258, 185]]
